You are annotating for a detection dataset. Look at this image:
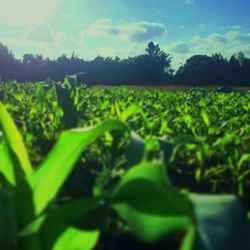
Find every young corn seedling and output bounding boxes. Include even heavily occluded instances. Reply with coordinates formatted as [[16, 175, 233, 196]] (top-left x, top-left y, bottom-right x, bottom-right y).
[[55, 74, 84, 129]]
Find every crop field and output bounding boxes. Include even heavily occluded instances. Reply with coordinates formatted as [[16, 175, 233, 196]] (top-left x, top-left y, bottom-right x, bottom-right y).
[[0, 76, 250, 250]]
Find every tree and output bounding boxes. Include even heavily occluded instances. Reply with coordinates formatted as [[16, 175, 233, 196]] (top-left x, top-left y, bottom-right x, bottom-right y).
[[0, 42, 250, 86], [146, 42, 172, 72], [0, 43, 16, 80], [144, 42, 172, 84]]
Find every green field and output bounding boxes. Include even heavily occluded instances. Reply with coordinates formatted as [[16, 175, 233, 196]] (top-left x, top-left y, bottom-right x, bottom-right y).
[[0, 77, 250, 250]]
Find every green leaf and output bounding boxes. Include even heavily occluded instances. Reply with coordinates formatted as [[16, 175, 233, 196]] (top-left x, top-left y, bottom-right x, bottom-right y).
[[35, 83, 47, 103], [121, 104, 141, 121], [0, 103, 33, 182], [158, 136, 173, 170], [190, 194, 250, 250], [125, 131, 146, 167], [0, 140, 15, 187], [180, 225, 196, 250], [64, 75, 77, 89], [0, 191, 16, 250], [55, 83, 77, 129], [114, 203, 190, 243], [64, 73, 85, 89], [0, 104, 34, 229], [237, 154, 250, 170], [52, 227, 99, 250], [27, 120, 128, 216], [20, 197, 101, 250], [19, 216, 45, 238], [113, 163, 192, 215], [112, 163, 192, 242], [201, 110, 210, 127]]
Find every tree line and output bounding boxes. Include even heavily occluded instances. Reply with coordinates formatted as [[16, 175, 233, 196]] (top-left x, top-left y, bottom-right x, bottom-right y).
[[0, 42, 250, 86]]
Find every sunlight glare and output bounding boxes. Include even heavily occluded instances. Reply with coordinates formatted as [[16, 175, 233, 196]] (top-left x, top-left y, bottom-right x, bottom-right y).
[[0, 0, 61, 28]]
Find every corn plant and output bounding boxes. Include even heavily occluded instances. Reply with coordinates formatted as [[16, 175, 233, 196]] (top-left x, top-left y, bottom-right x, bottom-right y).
[[55, 74, 84, 129], [1, 102, 250, 250], [0, 88, 4, 102]]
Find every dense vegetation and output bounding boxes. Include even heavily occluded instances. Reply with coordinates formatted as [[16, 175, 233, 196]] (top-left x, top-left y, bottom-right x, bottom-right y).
[[0, 77, 249, 249], [1, 42, 250, 86]]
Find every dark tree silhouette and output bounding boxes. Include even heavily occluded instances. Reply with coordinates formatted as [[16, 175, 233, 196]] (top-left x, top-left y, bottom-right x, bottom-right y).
[[0, 43, 16, 80], [175, 52, 250, 86], [0, 41, 250, 86]]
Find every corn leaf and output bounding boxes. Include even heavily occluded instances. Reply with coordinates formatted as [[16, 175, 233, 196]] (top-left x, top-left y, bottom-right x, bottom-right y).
[[0, 103, 33, 183], [0, 140, 15, 187], [20, 197, 101, 250], [190, 194, 250, 250], [112, 162, 192, 242], [27, 120, 127, 216]]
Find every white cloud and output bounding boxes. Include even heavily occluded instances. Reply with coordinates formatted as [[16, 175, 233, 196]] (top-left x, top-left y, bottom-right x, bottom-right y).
[[164, 42, 190, 54], [0, 23, 68, 59], [226, 30, 250, 43], [191, 33, 227, 46], [187, 30, 250, 60], [128, 22, 167, 42], [0, 0, 61, 28], [191, 30, 250, 51], [162, 30, 250, 69], [24, 24, 67, 44], [207, 33, 227, 44], [0, 37, 59, 58], [82, 19, 167, 43]]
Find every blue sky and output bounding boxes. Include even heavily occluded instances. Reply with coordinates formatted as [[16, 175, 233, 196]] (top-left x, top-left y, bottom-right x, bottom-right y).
[[1, 0, 250, 68]]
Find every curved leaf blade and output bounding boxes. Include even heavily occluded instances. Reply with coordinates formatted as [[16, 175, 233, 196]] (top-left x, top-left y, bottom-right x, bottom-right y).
[[190, 194, 250, 250], [28, 120, 127, 215], [0, 103, 33, 182], [112, 163, 193, 242]]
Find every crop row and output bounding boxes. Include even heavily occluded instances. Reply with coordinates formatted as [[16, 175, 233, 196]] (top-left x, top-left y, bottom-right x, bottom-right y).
[[0, 76, 250, 249]]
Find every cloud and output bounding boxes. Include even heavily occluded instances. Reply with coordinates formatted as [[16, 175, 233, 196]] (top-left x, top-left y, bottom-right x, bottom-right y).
[[73, 45, 145, 60], [191, 31, 250, 52], [187, 30, 250, 61], [24, 24, 67, 44], [0, 0, 61, 28], [207, 33, 227, 44], [192, 33, 227, 46], [190, 34, 227, 56], [161, 30, 250, 69], [163, 42, 191, 69], [229, 25, 241, 30], [82, 19, 167, 43], [0, 37, 59, 58], [0, 22, 24, 38], [226, 30, 250, 43], [128, 22, 167, 42], [25, 25, 55, 43], [164, 42, 190, 54], [0, 23, 67, 59]]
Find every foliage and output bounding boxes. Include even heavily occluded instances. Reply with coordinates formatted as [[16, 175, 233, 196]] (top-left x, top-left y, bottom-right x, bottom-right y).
[[55, 74, 82, 129], [0, 101, 250, 250], [1, 42, 250, 85], [0, 79, 250, 249]]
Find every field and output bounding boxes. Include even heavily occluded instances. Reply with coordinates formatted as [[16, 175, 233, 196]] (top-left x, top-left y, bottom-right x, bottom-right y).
[[0, 76, 250, 250]]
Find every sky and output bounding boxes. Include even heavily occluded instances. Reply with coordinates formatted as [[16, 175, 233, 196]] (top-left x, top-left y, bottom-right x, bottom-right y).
[[1, 0, 250, 68]]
